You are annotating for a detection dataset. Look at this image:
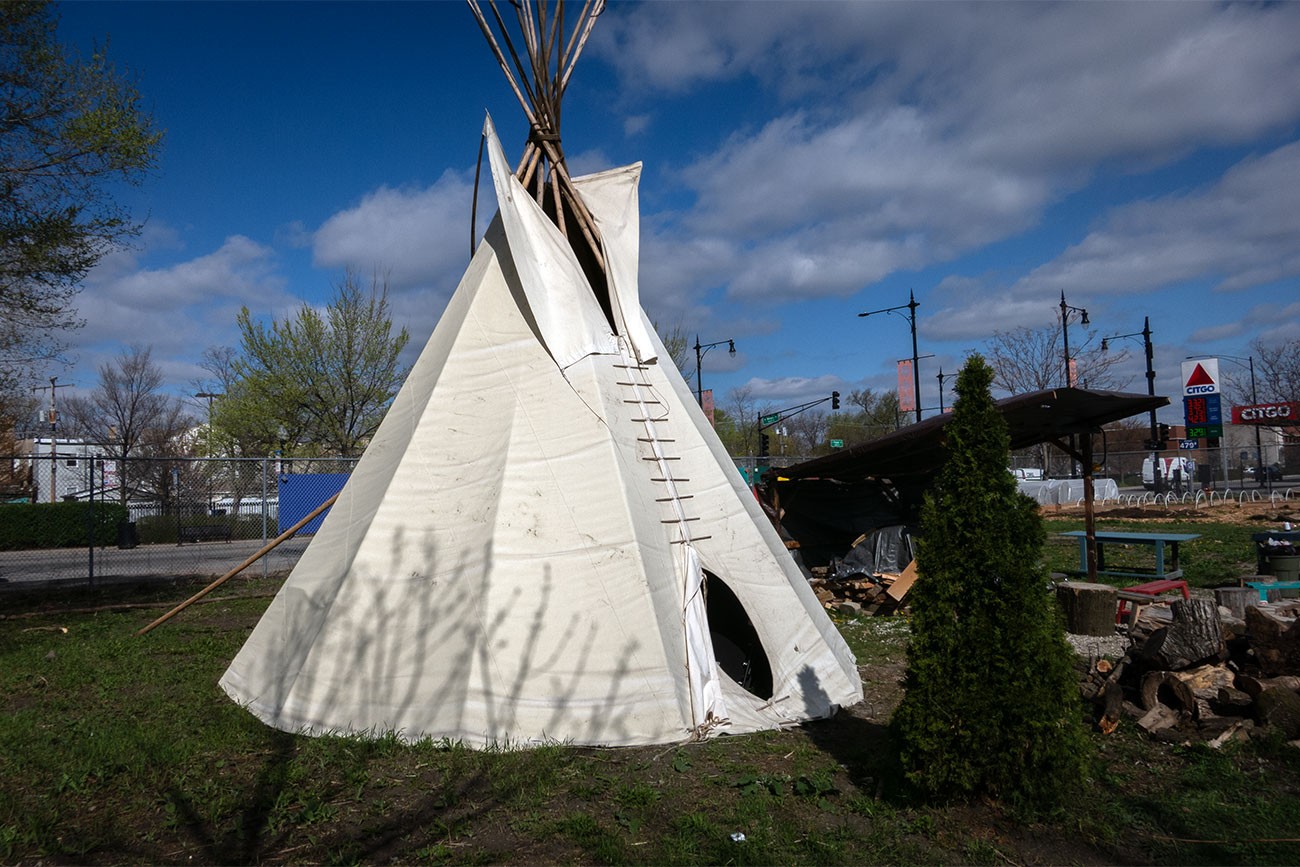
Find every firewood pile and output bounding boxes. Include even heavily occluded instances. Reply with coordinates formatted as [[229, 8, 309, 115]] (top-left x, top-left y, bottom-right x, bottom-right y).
[[809, 560, 916, 617], [1080, 595, 1300, 746]]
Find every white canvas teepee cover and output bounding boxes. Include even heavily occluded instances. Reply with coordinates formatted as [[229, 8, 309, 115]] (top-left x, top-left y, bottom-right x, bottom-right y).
[[220, 119, 862, 747]]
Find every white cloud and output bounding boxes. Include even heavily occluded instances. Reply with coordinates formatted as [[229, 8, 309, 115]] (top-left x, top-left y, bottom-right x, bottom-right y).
[[1011, 142, 1300, 298], [67, 234, 294, 389], [1188, 301, 1300, 344], [623, 114, 651, 137], [312, 169, 487, 292], [599, 2, 1300, 307], [740, 374, 848, 405]]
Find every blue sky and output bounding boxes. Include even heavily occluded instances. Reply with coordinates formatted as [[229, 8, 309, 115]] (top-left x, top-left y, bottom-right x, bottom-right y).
[[53, 1, 1300, 422]]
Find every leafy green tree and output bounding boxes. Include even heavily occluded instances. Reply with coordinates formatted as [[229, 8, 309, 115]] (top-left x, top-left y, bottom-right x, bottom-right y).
[[0, 1, 163, 383], [890, 354, 1086, 806], [222, 269, 410, 458]]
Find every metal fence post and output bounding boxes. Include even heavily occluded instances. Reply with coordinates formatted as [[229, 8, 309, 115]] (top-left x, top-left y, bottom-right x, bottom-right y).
[[87, 456, 95, 589], [262, 456, 269, 579]]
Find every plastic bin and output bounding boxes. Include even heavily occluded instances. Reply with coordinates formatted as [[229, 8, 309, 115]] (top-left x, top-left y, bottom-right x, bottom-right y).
[[117, 521, 139, 550]]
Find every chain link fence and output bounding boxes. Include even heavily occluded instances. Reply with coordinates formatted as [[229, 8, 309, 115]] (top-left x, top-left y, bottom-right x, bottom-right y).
[[0, 455, 357, 590], [2, 440, 1295, 591]]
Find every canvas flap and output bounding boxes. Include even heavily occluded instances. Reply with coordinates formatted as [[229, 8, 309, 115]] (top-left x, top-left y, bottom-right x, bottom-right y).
[[571, 164, 657, 364], [484, 115, 618, 368]]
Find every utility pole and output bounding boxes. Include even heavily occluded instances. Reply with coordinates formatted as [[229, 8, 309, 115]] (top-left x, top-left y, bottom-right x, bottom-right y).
[[31, 377, 72, 502], [1103, 318, 1159, 492]]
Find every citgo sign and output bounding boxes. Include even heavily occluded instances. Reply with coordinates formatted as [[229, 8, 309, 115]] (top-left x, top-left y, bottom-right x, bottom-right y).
[[1231, 402, 1300, 425]]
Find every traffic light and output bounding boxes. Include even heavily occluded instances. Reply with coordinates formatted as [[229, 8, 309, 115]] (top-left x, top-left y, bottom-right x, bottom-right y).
[[831, 391, 840, 410], [759, 432, 770, 457], [1157, 423, 1170, 450]]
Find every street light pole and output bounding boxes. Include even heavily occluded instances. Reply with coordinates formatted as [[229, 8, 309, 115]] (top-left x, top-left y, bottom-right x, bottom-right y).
[[1059, 291, 1089, 388], [860, 289, 922, 423], [1059, 291, 1089, 478], [692, 336, 736, 408], [937, 368, 957, 413]]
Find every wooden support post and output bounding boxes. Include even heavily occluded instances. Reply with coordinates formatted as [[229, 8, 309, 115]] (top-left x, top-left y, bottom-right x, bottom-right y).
[[1082, 432, 1097, 582], [136, 491, 341, 636]]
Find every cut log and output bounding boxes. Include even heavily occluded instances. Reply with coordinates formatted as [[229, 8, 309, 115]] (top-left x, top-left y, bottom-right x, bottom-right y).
[[1099, 681, 1125, 733], [1212, 687, 1254, 715], [1168, 663, 1234, 693], [1244, 605, 1300, 676], [1056, 581, 1117, 636], [1234, 673, 1300, 700], [1136, 598, 1224, 670], [1215, 587, 1260, 621], [1139, 672, 1195, 714], [1255, 687, 1300, 738]]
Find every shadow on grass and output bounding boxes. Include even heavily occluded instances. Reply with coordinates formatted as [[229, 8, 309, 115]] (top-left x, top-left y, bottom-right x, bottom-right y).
[[166, 729, 296, 863]]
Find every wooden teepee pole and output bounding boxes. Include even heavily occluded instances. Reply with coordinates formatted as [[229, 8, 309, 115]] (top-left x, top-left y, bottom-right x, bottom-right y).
[[136, 491, 341, 636]]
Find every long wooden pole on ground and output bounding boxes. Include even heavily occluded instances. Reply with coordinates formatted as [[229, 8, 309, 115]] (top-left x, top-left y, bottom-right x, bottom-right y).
[[136, 491, 341, 636]]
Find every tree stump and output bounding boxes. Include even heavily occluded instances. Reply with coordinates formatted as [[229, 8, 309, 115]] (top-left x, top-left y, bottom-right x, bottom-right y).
[[1255, 688, 1300, 738], [1056, 581, 1117, 636], [1244, 605, 1300, 676], [1137, 598, 1224, 670], [1215, 587, 1260, 620]]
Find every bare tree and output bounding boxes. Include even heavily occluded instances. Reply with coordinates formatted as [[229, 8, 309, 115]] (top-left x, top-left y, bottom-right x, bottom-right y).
[[653, 319, 694, 380], [785, 410, 829, 455], [725, 384, 774, 455], [63, 344, 190, 503], [1251, 336, 1300, 405], [985, 324, 1131, 395]]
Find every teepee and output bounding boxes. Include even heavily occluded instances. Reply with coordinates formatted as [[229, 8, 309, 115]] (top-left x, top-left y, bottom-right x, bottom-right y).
[[219, 0, 861, 747]]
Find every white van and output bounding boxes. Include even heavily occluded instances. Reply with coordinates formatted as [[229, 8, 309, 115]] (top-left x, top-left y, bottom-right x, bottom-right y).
[[1142, 456, 1196, 491]]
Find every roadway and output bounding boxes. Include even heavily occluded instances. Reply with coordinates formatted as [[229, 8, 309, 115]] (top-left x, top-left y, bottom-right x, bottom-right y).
[[0, 537, 311, 589]]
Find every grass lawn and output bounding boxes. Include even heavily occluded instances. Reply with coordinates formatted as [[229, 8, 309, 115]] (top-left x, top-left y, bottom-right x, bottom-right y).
[[3, 523, 1300, 864]]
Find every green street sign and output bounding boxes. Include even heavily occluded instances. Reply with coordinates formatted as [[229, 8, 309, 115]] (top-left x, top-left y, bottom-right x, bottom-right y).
[[760, 413, 780, 425], [830, 439, 844, 448]]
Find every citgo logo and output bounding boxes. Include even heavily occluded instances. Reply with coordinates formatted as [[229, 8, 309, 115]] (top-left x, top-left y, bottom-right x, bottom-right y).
[[1240, 404, 1294, 422]]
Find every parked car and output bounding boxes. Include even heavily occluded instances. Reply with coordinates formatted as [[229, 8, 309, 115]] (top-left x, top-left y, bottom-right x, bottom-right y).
[[1244, 464, 1283, 482]]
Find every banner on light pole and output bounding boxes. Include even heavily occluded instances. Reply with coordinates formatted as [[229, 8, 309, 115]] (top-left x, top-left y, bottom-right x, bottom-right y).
[[897, 360, 916, 413]]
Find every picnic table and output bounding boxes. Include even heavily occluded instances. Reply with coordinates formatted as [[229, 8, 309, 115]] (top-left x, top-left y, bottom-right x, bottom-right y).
[[1057, 530, 1200, 581]]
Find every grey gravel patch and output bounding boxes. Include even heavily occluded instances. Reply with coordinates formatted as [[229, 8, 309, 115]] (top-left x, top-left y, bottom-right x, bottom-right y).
[[1065, 631, 1131, 659]]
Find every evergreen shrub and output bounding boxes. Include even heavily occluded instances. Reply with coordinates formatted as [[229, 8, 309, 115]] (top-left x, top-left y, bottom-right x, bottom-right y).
[[0, 501, 129, 550], [890, 355, 1086, 806]]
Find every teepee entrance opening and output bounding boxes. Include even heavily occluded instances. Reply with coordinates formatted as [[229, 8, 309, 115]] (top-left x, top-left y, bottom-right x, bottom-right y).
[[703, 570, 773, 699]]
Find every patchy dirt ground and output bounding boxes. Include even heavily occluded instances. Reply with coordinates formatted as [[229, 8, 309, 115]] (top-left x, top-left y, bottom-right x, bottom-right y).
[[1050, 499, 1300, 527]]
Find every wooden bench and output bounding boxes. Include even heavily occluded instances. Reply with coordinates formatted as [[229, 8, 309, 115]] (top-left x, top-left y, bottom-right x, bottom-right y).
[[1058, 530, 1199, 582], [178, 524, 232, 544], [1246, 580, 1300, 602], [1115, 578, 1189, 623]]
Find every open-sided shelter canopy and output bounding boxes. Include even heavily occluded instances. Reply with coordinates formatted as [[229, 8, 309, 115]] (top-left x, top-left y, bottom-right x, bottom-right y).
[[775, 387, 1169, 485], [763, 388, 1169, 570]]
